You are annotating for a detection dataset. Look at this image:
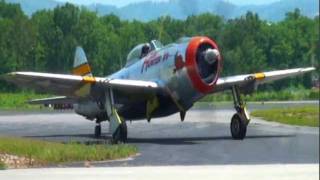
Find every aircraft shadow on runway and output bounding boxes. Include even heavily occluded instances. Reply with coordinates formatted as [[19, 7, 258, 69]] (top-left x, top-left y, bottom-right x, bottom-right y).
[[126, 134, 296, 145], [24, 134, 295, 145]]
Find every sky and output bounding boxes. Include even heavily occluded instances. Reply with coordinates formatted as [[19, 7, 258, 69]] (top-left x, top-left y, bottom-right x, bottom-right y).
[[55, 0, 281, 7]]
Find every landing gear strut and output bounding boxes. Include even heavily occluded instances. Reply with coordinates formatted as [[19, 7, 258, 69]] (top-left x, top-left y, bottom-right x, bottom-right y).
[[104, 88, 128, 144], [94, 121, 102, 138], [112, 120, 127, 143], [230, 86, 250, 140]]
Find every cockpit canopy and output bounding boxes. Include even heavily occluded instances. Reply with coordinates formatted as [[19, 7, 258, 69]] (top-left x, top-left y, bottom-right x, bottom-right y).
[[125, 40, 164, 67]]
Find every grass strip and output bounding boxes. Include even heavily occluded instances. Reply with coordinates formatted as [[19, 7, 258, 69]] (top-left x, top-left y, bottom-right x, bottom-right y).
[[0, 136, 137, 165], [0, 88, 318, 110], [251, 106, 319, 127], [0, 92, 48, 110], [0, 161, 5, 169], [201, 88, 318, 102]]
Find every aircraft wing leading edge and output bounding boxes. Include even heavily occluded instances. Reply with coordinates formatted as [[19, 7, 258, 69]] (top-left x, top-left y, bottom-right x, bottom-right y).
[[214, 67, 315, 93], [1, 72, 160, 104], [1, 67, 315, 104]]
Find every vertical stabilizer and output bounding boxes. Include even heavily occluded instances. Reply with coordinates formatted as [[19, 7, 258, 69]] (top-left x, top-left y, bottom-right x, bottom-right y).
[[73, 47, 92, 76]]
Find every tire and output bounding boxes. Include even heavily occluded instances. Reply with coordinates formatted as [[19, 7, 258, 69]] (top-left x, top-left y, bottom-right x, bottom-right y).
[[112, 121, 128, 144], [94, 125, 101, 138], [230, 113, 247, 140]]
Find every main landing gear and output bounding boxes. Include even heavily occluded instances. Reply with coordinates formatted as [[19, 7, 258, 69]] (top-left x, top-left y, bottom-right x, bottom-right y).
[[230, 86, 250, 140], [94, 122, 101, 138], [104, 88, 127, 144], [112, 120, 127, 143], [93, 116, 127, 143], [94, 111, 127, 143]]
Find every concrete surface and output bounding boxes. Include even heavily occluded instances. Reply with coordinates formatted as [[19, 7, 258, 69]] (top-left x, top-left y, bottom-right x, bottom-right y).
[[0, 164, 318, 180]]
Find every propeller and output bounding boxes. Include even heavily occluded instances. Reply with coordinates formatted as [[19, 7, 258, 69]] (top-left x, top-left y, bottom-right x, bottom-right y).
[[204, 49, 220, 65]]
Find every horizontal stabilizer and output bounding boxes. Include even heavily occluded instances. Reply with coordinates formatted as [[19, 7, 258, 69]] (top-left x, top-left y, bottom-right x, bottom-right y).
[[28, 96, 76, 105]]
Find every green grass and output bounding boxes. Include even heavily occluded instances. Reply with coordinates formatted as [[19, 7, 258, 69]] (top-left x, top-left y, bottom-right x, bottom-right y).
[[0, 161, 5, 170], [0, 92, 49, 110], [251, 106, 319, 127], [201, 88, 319, 102], [0, 88, 318, 110], [0, 136, 137, 166]]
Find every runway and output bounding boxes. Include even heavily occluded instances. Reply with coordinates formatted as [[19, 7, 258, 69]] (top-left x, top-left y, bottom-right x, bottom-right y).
[[0, 102, 318, 167]]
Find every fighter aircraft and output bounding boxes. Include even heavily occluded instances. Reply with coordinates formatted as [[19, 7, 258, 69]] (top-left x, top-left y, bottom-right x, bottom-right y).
[[2, 36, 315, 143]]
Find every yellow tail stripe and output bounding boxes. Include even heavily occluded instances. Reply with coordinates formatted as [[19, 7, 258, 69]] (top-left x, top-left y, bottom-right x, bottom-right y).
[[73, 63, 91, 75]]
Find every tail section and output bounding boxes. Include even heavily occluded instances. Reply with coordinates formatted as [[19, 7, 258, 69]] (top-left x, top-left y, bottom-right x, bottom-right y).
[[73, 47, 92, 76]]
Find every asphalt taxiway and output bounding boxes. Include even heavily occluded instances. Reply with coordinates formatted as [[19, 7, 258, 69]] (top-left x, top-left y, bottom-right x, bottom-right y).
[[0, 102, 318, 167]]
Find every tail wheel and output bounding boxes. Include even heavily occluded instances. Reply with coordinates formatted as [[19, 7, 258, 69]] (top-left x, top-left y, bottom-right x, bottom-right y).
[[230, 113, 247, 140], [112, 121, 127, 144]]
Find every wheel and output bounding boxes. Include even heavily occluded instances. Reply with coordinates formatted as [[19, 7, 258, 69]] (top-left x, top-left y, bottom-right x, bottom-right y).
[[112, 121, 127, 144], [230, 113, 247, 140], [94, 124, 101, 138]]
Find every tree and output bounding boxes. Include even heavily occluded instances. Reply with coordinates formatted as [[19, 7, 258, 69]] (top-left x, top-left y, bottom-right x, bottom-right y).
[[0, 1, 318, 91]]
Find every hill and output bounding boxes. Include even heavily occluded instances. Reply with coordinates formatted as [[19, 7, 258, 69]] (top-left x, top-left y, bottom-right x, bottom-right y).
[[4, 0, 319, 21], [5, 0, 61, 15]]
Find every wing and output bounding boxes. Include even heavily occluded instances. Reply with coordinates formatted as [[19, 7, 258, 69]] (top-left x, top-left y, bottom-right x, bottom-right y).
[[1, 72, 160, 101], [213, 67, 315, 93]]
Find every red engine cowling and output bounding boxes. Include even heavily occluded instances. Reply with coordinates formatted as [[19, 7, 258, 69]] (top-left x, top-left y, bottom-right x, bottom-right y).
[[185, 36, 222, 94]]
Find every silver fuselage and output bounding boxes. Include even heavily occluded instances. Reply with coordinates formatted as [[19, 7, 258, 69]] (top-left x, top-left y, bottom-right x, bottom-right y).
[[75, 37, 220, 121]]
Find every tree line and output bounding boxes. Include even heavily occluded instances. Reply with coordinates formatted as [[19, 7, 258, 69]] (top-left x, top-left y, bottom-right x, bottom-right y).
[[0, 1, 318, 91]]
